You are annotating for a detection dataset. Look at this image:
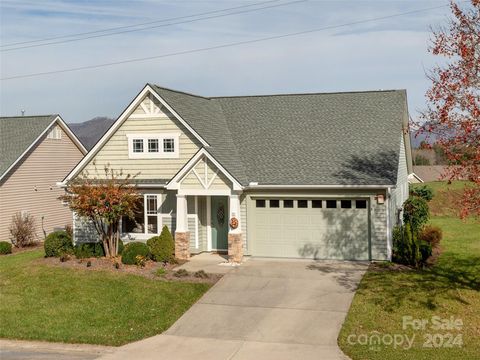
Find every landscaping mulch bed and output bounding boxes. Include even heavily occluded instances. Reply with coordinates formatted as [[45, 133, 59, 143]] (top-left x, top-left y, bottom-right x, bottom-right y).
[[10, 242, 44, 254], [38, 256, 222, 284]]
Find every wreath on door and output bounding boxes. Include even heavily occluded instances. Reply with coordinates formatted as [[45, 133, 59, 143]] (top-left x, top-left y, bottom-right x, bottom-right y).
[[217, 205, 225, 225]]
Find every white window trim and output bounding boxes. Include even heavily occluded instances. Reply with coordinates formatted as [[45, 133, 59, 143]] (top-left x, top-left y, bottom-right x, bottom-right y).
[[126, 133, 180, 159]]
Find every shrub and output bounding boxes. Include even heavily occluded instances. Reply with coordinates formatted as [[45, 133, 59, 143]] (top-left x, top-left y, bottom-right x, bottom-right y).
[[174, 269, 189, 277], [147, 226, 174, 263], [414, 155, 431, 166], [403, 196, 430, 232], [392, 223, 421, 267], [0, 241, 12, 255], [418, 225, 442, 247], [74, 242, 105, 259], [155, 268, 167, 277], [9, 212, 37, 248], [44, 231, 73, 257], [419, 241, 433, 263], [121, 242, 150, 265], [410, 185, 434, 201], [194, 270, 209, 279]]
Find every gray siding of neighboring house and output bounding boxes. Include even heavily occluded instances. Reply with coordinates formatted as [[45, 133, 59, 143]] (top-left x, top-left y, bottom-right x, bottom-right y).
[[0, 125, 84, 242]]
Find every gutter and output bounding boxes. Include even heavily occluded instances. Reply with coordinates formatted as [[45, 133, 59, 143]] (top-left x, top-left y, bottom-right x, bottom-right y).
[[244, 184, 394, 190]]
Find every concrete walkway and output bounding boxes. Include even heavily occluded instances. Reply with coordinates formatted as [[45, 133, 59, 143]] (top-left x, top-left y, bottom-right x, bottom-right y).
[[99, 258, 367, 360]]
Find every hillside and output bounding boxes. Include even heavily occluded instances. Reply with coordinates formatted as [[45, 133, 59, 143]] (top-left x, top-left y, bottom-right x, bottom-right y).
[[69, 117, 115, 150]]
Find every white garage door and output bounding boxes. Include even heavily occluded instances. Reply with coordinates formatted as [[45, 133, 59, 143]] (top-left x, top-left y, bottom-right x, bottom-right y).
[[250, 198, 370, 260]]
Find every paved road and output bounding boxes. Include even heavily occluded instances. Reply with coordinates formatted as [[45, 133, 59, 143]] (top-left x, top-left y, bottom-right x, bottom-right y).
[[99, 258, 367, 360], [0, 340, 113, 360]]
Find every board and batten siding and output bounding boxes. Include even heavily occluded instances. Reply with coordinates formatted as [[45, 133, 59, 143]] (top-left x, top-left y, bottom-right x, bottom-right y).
[[83, 95, 202, 180], [0, 126, 84, 241]]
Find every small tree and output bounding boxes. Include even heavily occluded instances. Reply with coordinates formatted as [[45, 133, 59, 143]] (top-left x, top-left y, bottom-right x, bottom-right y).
[[417, 1, 480, 218], [60, 164, 140, 257]]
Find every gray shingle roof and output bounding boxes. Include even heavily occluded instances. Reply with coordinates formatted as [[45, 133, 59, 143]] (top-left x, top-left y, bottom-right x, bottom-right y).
[[152, 86, 408, 186], [0, 115, 57, 179]]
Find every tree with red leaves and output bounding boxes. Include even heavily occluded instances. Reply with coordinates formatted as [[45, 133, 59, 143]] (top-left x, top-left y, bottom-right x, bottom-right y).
[[60, 164, 140, 257], [417, 0, 480, 217]]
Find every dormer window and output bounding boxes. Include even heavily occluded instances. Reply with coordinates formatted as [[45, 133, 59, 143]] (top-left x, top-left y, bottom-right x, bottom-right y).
[[127, 133, 179, 159], [163, 138, 175, 153], [133, 139, 144, 153], [148, 139, 159, 153]]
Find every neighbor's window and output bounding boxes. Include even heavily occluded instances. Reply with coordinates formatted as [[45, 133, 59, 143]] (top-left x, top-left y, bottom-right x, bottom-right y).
[[341, 200, 352, 209], [256, 199, 266, 208], [312, 200, 322, 208], [163, 138, 175, 153], [148, 139, 159, 153], [356, 200, 367, 209], [298, 200, 308, 208], [269, 199, 280, 208], [133, 139, 144, 153], [326, 200, 337, 208], [283, 200, 294, 208]]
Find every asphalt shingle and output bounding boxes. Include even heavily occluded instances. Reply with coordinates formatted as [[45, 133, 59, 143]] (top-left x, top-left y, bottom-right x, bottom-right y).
[[150, 86, 407, 186]]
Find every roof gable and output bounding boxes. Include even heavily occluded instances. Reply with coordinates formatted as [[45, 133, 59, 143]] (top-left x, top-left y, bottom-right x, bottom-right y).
[[0, 115, 87, 181]]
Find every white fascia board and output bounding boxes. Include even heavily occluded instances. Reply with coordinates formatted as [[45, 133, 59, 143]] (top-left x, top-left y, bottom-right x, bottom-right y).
[[55, 115, 88, 154], [408, 173, 424, 183], [244, 184, 394, 190], [0, 117, 57, 182], [61, 84, 209, 185], [167, 148, 243, 191]]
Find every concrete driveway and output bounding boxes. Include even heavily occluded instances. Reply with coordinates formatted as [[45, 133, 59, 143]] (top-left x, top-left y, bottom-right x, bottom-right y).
[[99, 258, 367, 360]]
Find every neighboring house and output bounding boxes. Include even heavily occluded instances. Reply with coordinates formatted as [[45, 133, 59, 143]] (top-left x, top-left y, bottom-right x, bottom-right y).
[[0, 115, 87, 242], [63, 84, 413, 261]]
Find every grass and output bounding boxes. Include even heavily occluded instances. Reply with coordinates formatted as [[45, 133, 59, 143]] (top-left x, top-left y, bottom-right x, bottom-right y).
[[339, 182, 480, 360], [0, 250, 211, 346]]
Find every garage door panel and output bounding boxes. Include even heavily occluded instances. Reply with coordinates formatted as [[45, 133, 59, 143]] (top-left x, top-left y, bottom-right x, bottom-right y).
[[251, 198, 369, 260]]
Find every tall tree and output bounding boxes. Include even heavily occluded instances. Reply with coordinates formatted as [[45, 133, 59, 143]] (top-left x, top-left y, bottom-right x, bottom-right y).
[[61, 164, 140, 257], [418, 0, 480, 217]]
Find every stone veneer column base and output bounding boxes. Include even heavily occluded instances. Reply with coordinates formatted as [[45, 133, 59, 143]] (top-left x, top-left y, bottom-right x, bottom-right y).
[[175, 232, 190, 260], [228, 232, 243, 263]]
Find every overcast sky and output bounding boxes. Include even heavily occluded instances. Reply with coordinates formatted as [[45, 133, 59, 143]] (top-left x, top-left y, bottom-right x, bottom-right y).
[[0, 0, 459, 123]]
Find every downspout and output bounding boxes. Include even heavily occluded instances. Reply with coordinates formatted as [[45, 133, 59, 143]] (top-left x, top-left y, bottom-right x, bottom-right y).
[[386, 187, 392, 261]]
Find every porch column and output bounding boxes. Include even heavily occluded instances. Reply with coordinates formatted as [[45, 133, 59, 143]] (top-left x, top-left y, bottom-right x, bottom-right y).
[[228, 194, 243, 263], [175, 194, 190, 260]]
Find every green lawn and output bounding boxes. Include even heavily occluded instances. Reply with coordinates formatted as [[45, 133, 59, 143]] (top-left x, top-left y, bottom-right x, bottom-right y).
[[0, 250, 211, 346], [338, 182, 480, 359]]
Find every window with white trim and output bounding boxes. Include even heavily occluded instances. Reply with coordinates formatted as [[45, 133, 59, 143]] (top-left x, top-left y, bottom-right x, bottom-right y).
[[163, 138, 175, 153], [127, 134, 179, 159], [148, 139, 159, 153], [121, 194, 159, 235], [132, 139, 143, 153], [47, 125, 62, 140]]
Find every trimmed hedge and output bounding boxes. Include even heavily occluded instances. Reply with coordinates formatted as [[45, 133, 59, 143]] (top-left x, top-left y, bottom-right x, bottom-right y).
[[147, 226, 174, 263], [121, 242, 150, 265], [44, 231, 73, 257], [0, 241, 12, 255]]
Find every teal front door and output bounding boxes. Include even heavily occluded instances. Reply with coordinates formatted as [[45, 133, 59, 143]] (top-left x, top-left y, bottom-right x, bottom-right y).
[[211, 196, 228, 250]]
